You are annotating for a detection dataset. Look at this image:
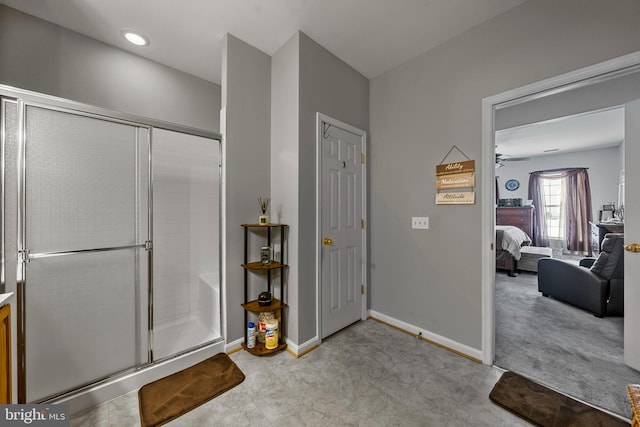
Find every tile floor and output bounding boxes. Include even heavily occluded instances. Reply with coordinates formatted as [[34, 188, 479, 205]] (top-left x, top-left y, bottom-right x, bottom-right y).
[[70, 319, 530, 426]]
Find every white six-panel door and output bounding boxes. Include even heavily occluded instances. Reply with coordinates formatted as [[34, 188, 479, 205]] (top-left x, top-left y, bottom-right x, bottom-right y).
[[624, 99, 640, 370], [319, 117, 365, 338]]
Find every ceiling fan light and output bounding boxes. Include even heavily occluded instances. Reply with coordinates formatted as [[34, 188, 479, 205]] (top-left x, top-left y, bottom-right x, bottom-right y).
[[121, 29, 149, 46]]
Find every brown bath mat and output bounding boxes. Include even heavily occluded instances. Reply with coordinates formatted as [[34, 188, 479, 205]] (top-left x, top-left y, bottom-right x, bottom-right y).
[[489, 371, 628, 426], [138, 353, 245, 427]]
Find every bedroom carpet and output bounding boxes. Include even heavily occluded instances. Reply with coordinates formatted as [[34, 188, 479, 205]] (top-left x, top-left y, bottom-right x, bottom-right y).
[[490, 371, 629, 426], [494, 271, 640, 419]]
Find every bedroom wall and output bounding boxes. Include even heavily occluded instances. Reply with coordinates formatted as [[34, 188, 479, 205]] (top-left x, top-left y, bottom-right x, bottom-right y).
[[0, 5, 221, 133], [496, 145, 623, 224], [369, 0, 640, 352]]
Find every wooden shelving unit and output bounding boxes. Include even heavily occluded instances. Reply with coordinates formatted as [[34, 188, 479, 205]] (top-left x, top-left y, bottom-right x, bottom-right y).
[[241, 299, 285, 312], [241, 223, 288, 356]]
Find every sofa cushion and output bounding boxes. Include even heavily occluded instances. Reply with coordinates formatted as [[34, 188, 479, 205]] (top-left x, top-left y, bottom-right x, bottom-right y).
[[590, 233, 624, 280]]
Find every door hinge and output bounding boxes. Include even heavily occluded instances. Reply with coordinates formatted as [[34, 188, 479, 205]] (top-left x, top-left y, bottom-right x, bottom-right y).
[[361, 284, 365, 295], [361, 153, 365, 164], [18, 249, 30, 263], [361, 219, 365, 229]]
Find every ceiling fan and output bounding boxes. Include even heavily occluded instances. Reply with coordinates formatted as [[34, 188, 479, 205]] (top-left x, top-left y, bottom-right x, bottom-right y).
[[495, 153, 529, 168]]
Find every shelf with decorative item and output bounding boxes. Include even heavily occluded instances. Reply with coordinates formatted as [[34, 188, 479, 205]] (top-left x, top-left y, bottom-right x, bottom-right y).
[[241, 261, 287, 271], [241, 223, 288, 356], [241, 341, 287, 356], [257, 196, 270, 225], [241, 299, 286, 313], [240, 223, 286, 228]]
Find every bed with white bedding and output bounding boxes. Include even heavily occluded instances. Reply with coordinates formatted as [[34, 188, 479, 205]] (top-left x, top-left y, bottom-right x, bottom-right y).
[[496, 225, 532, 276]]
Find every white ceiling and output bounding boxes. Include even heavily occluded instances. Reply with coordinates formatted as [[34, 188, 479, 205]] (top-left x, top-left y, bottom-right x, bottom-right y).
[[2, 0, 621, 159], [0, 0, 526, 84], [495, 107, 625, 161]]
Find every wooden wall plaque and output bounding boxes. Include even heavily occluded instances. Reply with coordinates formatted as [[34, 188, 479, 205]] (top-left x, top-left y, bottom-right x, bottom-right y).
[[436, 160, 475, 177], [436, 172, 475, 190], [435, 192, 475, 205]]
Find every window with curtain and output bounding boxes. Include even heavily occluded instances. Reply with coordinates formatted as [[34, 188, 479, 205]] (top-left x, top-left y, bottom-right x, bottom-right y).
[[540, 177, 566, 240], [528, 168, 593, 255]]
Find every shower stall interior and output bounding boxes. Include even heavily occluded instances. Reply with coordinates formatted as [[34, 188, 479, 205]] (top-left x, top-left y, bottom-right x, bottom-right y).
[[0, 88, 222, 404]]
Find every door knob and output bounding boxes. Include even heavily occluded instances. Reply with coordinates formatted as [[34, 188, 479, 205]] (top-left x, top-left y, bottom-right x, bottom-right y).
[[323, 237, 333, 246], [625, 243, 640, 253]]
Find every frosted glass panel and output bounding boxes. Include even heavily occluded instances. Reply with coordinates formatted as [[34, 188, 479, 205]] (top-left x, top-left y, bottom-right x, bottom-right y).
[[5, 98, 220, 401], [21, 105, 149, 402], [25, 249, 146, 402], [2, 100, 19, 291], [152, 129, 220, 359], [25, 106, 139, 253]]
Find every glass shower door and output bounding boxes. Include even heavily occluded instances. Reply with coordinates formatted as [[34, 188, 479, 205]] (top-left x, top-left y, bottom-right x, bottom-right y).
[[152, 128, 221, 360], [21, 105, 149, 402]]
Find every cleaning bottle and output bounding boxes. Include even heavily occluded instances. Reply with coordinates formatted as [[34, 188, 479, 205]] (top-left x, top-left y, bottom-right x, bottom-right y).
[[247, 321, 256, 349]]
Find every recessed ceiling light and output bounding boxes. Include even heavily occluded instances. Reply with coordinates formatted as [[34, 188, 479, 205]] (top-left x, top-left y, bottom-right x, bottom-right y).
[[121, 29, 149, 46]]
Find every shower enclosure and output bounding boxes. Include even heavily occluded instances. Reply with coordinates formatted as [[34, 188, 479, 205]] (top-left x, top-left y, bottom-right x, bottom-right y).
[[0, 87, 222, 404]]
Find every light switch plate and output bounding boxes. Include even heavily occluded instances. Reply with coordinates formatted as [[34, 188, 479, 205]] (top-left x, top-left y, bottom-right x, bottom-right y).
[[412, 217, 429, 229]]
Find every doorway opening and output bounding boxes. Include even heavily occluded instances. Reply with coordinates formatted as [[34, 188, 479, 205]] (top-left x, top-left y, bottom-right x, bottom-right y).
[[482, 52, 640, 417]]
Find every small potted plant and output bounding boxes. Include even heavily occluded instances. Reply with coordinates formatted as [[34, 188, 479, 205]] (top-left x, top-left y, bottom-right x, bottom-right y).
[[258, 196, 270, 225]]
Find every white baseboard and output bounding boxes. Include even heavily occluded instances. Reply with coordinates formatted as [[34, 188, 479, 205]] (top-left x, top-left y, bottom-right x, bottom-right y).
[[286, 336, 321, 357], [367, 309, 483, 362], [226, 335, 320, 358], [225, 337, 244, 353], [228, 315, 479, 361]]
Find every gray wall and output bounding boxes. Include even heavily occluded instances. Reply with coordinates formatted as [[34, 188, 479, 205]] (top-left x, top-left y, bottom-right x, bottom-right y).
[[270, 31, 369, 346], [369, 0, 640, 350], [297, 33, 369, 343], [0, 5, 220, 133], [270, 33, 301, 342], [221, 34, 271, 343], [496, 146, 623, 224]]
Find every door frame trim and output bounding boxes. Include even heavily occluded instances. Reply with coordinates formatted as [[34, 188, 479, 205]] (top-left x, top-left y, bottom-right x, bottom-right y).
[[315, 113, 368, 341], [481, 51, 640, 364]]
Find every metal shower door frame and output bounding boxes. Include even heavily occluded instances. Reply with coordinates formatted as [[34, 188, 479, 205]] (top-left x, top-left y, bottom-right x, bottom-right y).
[[1, 84, 223, 404], [15, 99, 152, 403]]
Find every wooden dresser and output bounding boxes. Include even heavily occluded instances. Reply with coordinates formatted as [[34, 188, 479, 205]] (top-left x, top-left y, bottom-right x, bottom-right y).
[[591, 222, 624, 254], [496, 206, 535, 241]]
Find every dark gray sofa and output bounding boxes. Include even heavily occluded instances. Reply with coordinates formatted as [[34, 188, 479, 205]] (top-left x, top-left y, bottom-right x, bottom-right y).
[[537, 233, 624, 317]]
